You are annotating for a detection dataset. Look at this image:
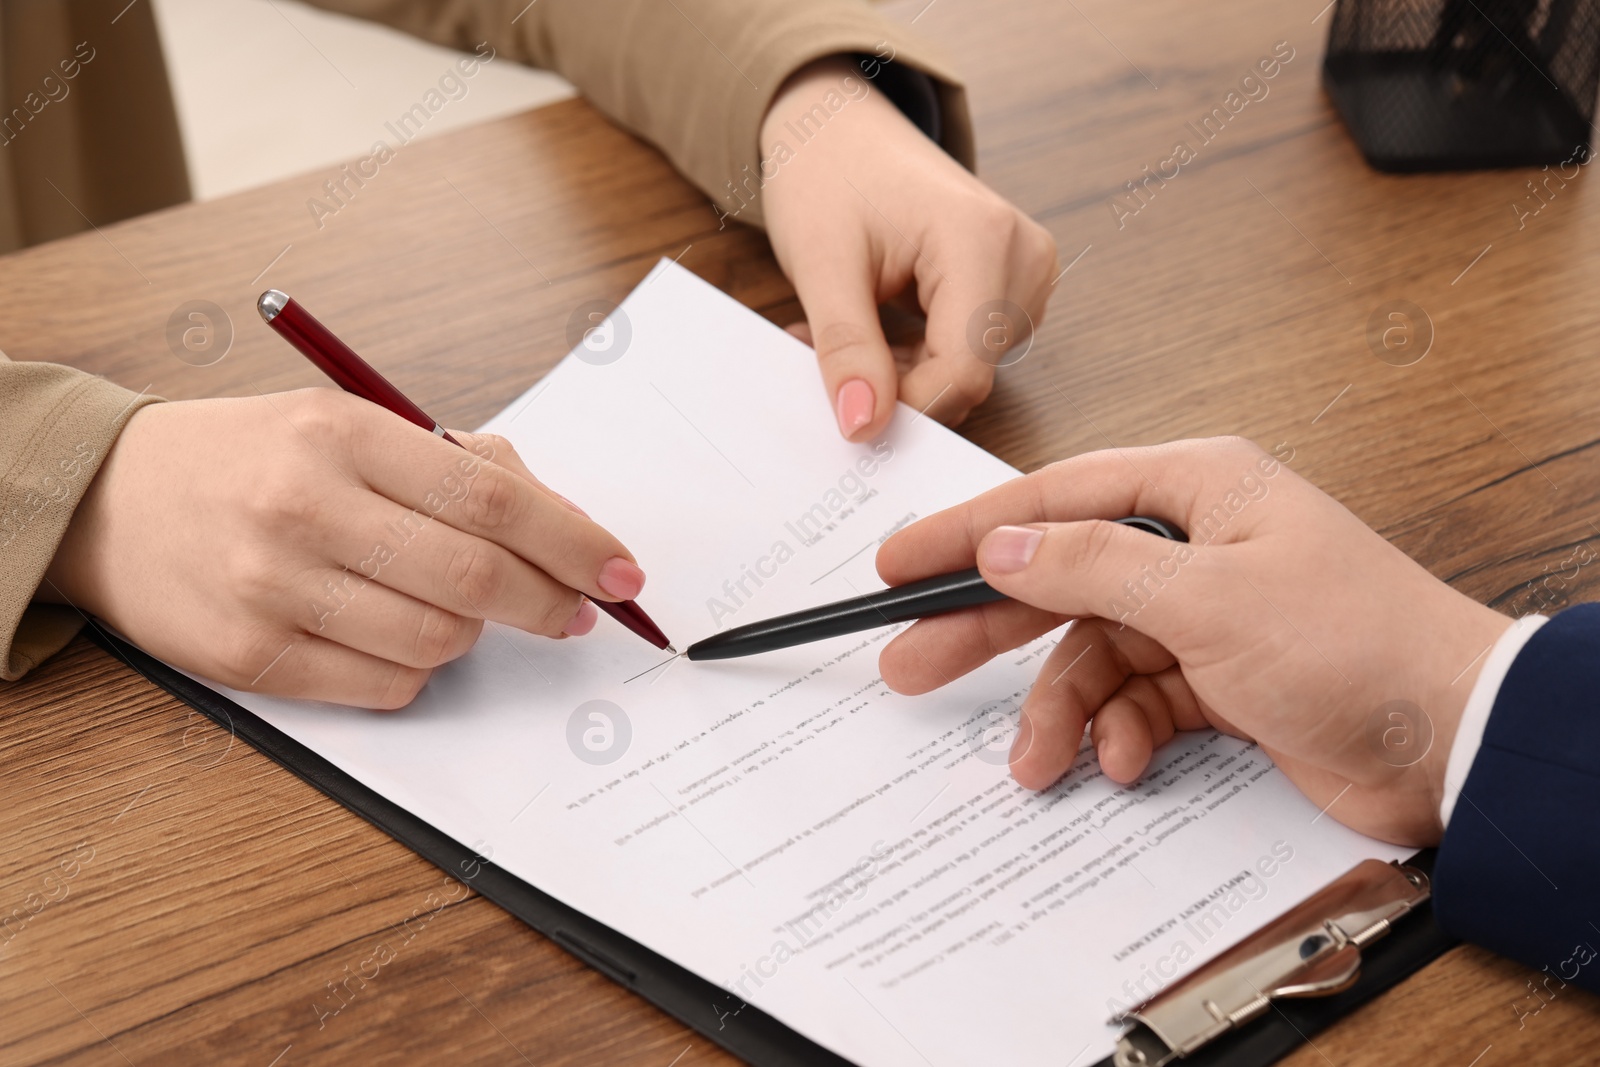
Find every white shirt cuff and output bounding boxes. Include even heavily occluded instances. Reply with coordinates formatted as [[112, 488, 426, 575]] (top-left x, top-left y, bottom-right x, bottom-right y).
[[1439, 614, 1549, 828]]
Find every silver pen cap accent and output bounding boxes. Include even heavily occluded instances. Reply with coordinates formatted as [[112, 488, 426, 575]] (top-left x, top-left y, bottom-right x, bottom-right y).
[[257, 289, 289, 323]]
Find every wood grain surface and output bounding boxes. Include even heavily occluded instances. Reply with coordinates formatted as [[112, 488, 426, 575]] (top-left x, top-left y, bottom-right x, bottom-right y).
[[3, 0, 1599, 1064]]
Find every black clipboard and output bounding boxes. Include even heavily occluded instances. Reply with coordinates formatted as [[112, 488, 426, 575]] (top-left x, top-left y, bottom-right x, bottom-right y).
[[90, 627, 1457, 1067]]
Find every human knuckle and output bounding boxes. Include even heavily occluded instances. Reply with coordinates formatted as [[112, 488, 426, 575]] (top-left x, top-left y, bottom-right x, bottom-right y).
[[977, 608, 1017, 658], [373, 664, 430, 710], [241, 466, 301, 528], [1100, 627, 1138, 676], [1061, 673, 1094, 714], [1143, 677, 1178, 724], [535, 590, 582, 637], [223, 629, 293, 688], [1033, 458, 1073, 483], [967, 193, 1019, 239], [411, 607, 468, 667], [281, 486, 339, 534], [478, 434, 514, 464], [951, 361, 995, 403], [1024, 222, 1059, 275], [228, 544, 284, 603], [812, 320, 880, 360], [461, 467, 520, 531], [1028, 217, 1058, 255], [1070, 519, 1122, 568], [1213, 435, 1265, 461], [283, 388, 351, 442], [445, 542, 504, 608]]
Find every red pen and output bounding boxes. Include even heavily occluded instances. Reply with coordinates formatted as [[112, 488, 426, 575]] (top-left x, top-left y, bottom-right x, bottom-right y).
[[257, 289, 673, 652]]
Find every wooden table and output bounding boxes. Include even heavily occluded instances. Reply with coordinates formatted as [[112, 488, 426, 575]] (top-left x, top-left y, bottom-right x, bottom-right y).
[[4, 0, 1598, 1063]]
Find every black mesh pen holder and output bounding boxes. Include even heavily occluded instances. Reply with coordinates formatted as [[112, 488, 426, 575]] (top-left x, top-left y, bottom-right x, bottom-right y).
[[1323, 0, 1600, 170]]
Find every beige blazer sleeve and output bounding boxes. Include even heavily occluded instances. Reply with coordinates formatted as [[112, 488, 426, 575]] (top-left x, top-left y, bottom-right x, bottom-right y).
[[0, 0, 974, 683], [0, 356, 159, 680], [304, 0, 975, 227]]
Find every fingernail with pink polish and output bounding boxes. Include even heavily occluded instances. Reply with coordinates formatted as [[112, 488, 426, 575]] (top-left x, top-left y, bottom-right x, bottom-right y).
[[598, 557, 646, 600], [564, 600, 599, 636], [554, 492, 589, 518], [983, 526, 1042, 574], [835, 379, 875, 438]]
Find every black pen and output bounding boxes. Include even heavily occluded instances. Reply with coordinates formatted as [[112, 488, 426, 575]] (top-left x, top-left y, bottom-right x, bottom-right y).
[[684, 516, 1185, 661]]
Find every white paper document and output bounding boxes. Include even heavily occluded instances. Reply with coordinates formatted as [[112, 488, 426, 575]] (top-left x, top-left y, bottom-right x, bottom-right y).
[[197, 261, 1406, 1066]]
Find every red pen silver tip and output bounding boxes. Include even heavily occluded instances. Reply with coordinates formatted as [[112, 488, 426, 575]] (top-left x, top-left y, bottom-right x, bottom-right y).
[[258, 289, 289, 322]]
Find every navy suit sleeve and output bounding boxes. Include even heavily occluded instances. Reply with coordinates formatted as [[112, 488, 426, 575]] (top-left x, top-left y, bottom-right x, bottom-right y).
[[1433, 603, 1600, 993]]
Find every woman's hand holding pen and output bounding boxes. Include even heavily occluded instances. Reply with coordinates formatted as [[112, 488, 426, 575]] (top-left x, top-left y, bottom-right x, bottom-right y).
[[760, 57, 1058, 441], [41, 389, 648, 708], [874, 437, 1513, 846]]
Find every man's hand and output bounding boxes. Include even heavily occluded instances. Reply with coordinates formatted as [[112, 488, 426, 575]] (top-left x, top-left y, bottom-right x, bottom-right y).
[[760, 58, 1058, 440], [43, 390, 649, 708], [875, 438, 1513, 845]]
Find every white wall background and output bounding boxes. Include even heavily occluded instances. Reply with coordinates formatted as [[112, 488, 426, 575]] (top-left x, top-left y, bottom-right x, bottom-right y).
[[152, 0, 575, 200]]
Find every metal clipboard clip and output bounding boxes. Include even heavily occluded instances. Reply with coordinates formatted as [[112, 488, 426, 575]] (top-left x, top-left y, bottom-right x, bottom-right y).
[[1111, 859, 1431, 1067]]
